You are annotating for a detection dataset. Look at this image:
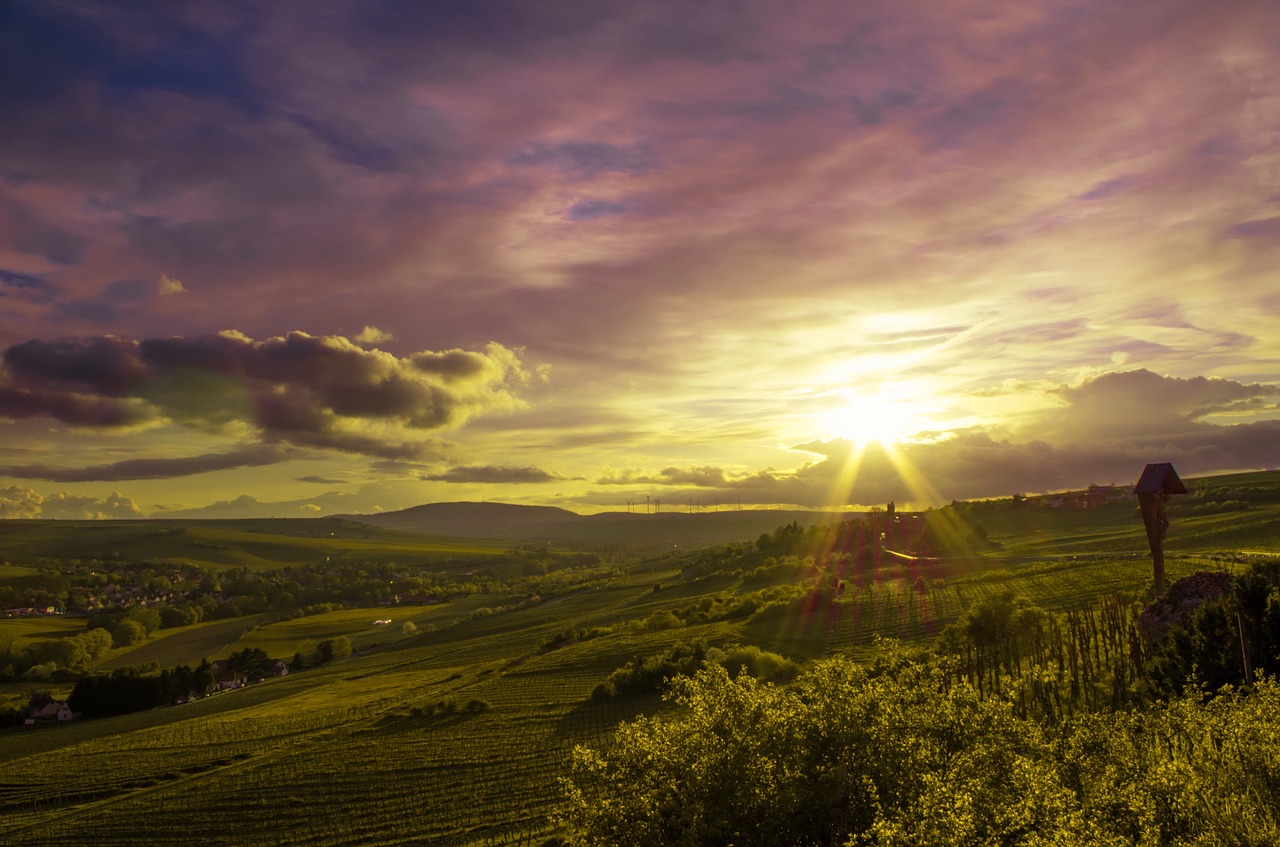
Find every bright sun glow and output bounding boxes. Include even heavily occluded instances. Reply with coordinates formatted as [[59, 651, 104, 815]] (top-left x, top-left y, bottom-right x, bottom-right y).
[[817, 389, 932, 445]]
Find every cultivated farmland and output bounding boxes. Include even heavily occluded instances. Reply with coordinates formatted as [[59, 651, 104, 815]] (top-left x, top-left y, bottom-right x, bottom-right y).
[[1, 472, 1278, 845]]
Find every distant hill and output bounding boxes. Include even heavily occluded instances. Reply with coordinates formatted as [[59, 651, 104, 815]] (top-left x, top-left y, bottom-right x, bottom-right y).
[[335, 501, 849, 550], [335, 502, 580, 537]]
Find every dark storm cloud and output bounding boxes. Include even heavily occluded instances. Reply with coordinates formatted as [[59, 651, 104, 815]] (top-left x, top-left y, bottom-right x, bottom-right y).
[[0, 331, 527, 463], [0, 445, 288, 482], [4, 336, 151, 395], [421, 465, 565, 484], [0, 384, 139, 426]]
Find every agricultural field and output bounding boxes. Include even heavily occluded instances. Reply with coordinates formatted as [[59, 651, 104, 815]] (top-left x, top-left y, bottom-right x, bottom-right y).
[[0, 615, 86, 645], [0, 518, 518, 570], [0, 470, 1277, 845], [96, 616, 273, 671]]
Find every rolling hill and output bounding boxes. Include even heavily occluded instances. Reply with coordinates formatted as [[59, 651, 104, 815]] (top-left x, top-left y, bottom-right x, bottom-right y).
[[336, 501, 849, 550]]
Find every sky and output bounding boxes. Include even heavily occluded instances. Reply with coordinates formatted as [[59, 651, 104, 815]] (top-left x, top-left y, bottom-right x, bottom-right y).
[[1, 0, 1279, 520]]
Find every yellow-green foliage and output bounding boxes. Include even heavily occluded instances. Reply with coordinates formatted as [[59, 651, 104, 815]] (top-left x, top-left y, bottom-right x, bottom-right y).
[[565, 647, 1280, 847], [2, 485, 1278, 847]]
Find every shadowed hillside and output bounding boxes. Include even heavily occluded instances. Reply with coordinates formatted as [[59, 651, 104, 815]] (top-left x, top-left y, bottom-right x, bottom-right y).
[[337, 502, 852, 551]]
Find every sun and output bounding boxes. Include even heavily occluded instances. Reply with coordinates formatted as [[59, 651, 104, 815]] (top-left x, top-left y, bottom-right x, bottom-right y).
[[816, 388, 931, 445]]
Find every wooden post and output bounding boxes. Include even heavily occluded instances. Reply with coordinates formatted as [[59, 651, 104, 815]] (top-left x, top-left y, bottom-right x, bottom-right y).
[[1137, 491, 1168, 594], [1237, 610, 1255, 685]]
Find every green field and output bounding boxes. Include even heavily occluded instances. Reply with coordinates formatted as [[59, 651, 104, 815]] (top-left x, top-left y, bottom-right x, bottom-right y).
[[0, 518, 516, 570], [0, 471, 1277, 845], [0, 615, 87, 645]]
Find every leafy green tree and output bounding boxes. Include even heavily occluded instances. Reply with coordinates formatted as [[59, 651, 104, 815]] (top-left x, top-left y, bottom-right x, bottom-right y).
[[79, 628, 114, 667], [110, 619, 147, 647], [227, 647, 274, 679], [192, 658, 214, 694], [317, 636, 352, 664], [126, 605, 162, 635]]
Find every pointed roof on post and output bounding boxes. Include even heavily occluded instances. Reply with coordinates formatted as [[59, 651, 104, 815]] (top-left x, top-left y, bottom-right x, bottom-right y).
[[1134, 462, 1187, 495]]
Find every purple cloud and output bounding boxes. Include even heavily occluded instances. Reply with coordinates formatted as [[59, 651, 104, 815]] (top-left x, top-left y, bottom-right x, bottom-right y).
[[1, 331, 527, 462]]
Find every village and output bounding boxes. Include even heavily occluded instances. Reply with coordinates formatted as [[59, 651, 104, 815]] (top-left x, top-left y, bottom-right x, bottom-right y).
[[18, 653, 293, 727]]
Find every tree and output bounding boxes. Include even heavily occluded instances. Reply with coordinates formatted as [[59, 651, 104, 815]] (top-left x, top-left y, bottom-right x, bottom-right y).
[[192, 658, 214, 695], [227, 647, 274, 679], [110, 619, 147, 647], [126, 605, 162, 636], [317, 636, 352, 664]]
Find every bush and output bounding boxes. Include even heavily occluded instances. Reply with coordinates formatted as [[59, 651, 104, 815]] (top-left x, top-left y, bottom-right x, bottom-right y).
[[592, 641, 797, 701], [564, 645, 1280, 847], [706, 645, 799, 684], [639, 610, 682, 631]]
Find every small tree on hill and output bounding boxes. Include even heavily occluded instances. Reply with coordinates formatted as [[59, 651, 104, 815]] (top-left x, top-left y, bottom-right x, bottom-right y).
[[228, 647, 273, 679]]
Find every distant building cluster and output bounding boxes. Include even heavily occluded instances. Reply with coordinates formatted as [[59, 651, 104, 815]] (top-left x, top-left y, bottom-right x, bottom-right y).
[[1027, 485, 1132, 510], [2, 606, 63, 618]]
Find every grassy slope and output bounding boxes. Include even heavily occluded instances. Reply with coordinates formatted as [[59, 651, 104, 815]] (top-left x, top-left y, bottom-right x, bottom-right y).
[[0, 519, 513, 569], [0, 472, 1276, 845], [0, 553, 1231, 846], [0, 615, 87, 645]]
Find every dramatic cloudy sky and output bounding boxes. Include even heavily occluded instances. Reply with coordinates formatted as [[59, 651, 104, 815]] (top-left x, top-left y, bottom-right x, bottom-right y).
[[2, 0, 1279, 520]]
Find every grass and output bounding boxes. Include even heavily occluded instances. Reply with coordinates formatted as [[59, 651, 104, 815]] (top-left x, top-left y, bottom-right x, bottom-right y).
[[0, 518, 516, 570], [0, 470, 1277, 845], [98, 616, 272, 670], [0, 615, 87, 645]]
